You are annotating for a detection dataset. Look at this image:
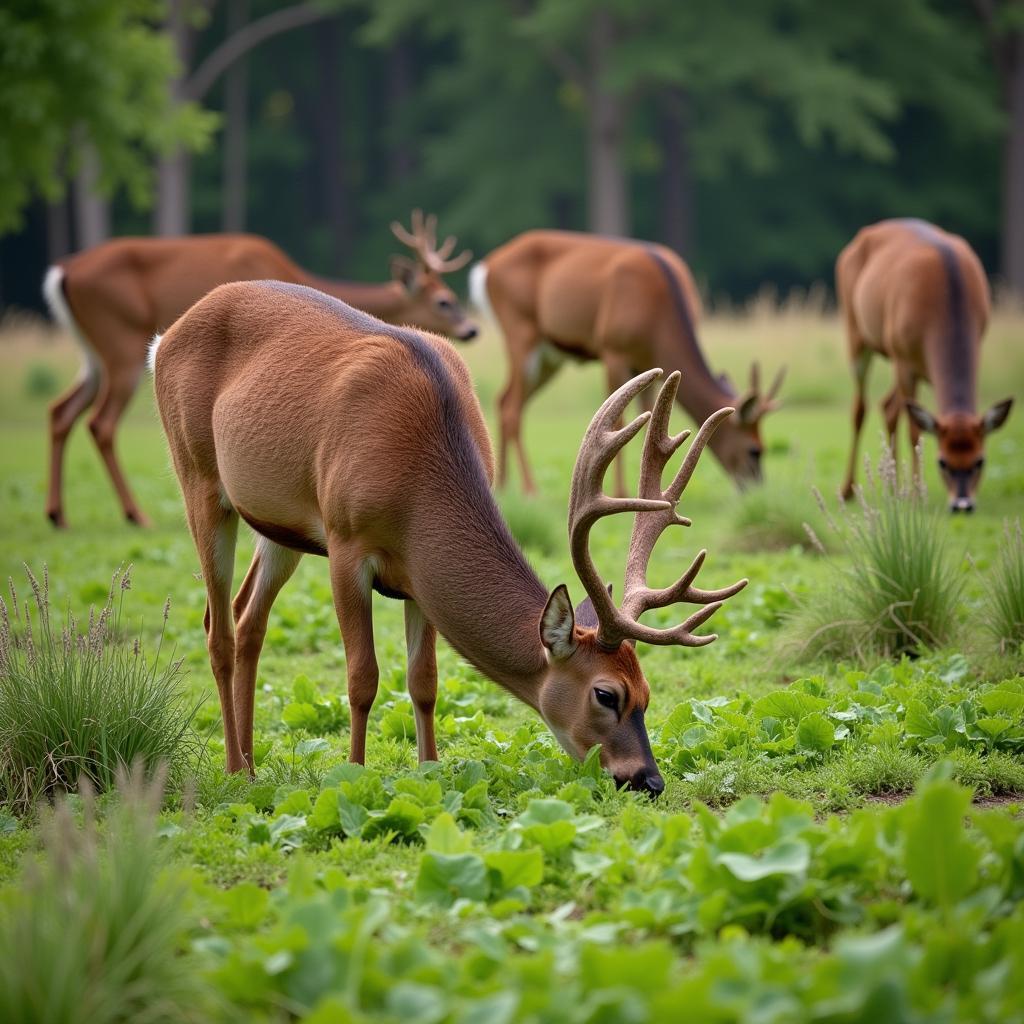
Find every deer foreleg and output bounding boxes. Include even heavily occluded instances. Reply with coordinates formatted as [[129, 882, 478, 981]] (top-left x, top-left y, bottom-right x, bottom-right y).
[[404, 601, 438, 763], [841, 349, 872, 500]]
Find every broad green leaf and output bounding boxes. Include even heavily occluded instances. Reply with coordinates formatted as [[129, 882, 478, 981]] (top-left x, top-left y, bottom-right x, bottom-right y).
[[416, 851, 489, 906], [281, 702, 320, 731], [309, 788, 341, 832], [274, 790, 312, 817], [425, 812, 472, 853], [718, 839, 810, 881], [484, 848, 544, 891], [294, 737, 330, 759], [751, 691, 827, 722], [292, 674, 316, 704], [902, 773, 979, 909], [796, 712, 835, 753], [517, 799, 574, 826]]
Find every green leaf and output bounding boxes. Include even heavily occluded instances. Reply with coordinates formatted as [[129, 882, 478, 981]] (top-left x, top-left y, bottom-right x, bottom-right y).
[[718, 839, 810, 881], [425, 812, 472, 853], [751, 691, 827, 722], [484, 848, 544, 892], [294, 738, 330, 759], [902, 771, 979, 910], [796, 712, 835, 753], [281, 702, 320, 731], [416, 852, 489, 906], [292, 674, 316, 704]]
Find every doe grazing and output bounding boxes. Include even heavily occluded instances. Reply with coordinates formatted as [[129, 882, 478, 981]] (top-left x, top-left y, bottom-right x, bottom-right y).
[[470, 230, 784, 495], [151, 281, 747, 795], [837, 218, 1013, 511], [42, 213, 475, 528]]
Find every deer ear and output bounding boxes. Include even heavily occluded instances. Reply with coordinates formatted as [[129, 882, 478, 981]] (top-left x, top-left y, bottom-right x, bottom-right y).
[[906, 401, 938, 434], [389, 256, 418, 291], [983, 397, 1013, 434], [574, 583, 612, 630], [541, 584, 577, 660], [737, 392, 760, 426]]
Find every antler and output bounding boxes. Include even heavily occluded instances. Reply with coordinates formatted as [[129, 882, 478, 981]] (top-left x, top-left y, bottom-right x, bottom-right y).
[[390, 209, 473, 274], [568, 369, 748, 650]]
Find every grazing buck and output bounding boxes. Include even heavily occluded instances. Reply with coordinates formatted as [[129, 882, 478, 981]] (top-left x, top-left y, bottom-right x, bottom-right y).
[[837, 218, 1013, 512], [42, 214, 475, 528], [151, 280, 746, 794], [469, 230, 784, 495]]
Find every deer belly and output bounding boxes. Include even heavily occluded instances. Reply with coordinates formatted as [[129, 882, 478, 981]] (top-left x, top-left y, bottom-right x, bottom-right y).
[[215, 449, 327, 556]]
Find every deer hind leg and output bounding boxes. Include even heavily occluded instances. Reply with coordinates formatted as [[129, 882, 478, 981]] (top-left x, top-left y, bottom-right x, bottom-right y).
[[87, 354, 150, 525], [231, 536, 302, 772], [841, 348, 872, 500], [881, 379, 904, 468], [898, 366, 921, 485], [494, 317, 544, 493], [46, 362, 101, 528], [182, 480, 246, 773], [328, 541, 379, 764], [404, 601, 438, 763]]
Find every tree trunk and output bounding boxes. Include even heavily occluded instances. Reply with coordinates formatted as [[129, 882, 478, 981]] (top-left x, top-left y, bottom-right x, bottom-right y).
[[317, 17, 350, 270], [155, 0, 192, 236], [388, 35, 415, 183], [222, 0, 250, 233], [659, 88, 694, 258], [46, 195, 71, 261], [1002, 36, 1024, 298], [73, 148, 111, 249], [585, 10, 629, 236]]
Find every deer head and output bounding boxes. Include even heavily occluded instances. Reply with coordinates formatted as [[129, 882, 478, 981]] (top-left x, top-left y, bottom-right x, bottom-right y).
[[719, 361, 786, 484], [906, 398, 1014, 512], [390, 210, 478, 341], [537, 369, 748, 796]]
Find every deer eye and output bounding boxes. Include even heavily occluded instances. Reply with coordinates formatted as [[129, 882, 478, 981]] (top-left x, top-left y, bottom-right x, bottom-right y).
[[594, 687, 619, 711], [436, 297, 453, 311]]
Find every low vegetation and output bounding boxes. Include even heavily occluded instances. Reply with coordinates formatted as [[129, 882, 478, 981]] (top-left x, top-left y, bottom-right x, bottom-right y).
[[0, 772, 212, 1024], [1, 311, 1022, 1020], [0, 566, 201, 811], [984, 519, 1024, 656], [787, 450, 964, 663]]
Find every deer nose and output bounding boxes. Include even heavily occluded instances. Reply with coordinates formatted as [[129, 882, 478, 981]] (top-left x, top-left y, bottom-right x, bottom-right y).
[[950, 497, 975, 514], [458, 325, 479, 341], [616, 769, 665, 798]]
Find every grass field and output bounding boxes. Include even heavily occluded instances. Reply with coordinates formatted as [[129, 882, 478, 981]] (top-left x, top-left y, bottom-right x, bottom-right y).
[[1, 301, 1023, 1021]]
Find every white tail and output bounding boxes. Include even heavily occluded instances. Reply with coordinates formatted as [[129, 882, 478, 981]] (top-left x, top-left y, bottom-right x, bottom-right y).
[[468, 262, 492, 320]]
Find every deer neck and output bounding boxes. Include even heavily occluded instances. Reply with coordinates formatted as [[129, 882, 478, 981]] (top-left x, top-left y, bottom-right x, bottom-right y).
[[652, 317, 735, 422], [301, 274, 412, 324], [405, 482, 550, 710], [923, 323, 978, 415]]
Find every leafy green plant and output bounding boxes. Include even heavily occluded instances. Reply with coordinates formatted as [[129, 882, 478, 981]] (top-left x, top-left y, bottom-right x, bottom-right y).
[[0, 771, 212, 1024], [981, 518, 1024, 655], [0, 566, 201, 811], [788, 449, 963, 663], [22, 362, 59, 398]]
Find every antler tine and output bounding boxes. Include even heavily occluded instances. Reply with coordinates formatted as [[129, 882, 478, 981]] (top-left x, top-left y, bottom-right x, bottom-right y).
[[434, 248, 473, 273], [609, 372, 747, 646], [390, 218, 420, 249], [436, 235, 458, 260], [749, 360, 761, 395], [568, 370, 672, 648], [765, 365, 787, 404]]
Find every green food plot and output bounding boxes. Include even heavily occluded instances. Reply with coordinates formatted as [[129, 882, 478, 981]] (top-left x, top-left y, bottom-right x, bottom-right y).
[[1, 309, 1023, 1022]]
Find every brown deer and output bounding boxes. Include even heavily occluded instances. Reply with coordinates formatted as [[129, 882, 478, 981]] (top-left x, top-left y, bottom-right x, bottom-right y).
[[151, 280, 747, 794], [42, 213, 475, 528], [469, 230, 784, 495], [837, 218, 1013, 512]]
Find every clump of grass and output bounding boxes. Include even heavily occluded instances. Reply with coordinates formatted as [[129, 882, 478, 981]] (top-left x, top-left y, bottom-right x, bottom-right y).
[[786, 448, 963, 664], [0, 566, 201, 812], [728, 479, 829, 554], [23, 361, 59, 398], [981, 519, 1024, 655], [498, 490, 559, 556], [0, 771, 212, 1024]]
